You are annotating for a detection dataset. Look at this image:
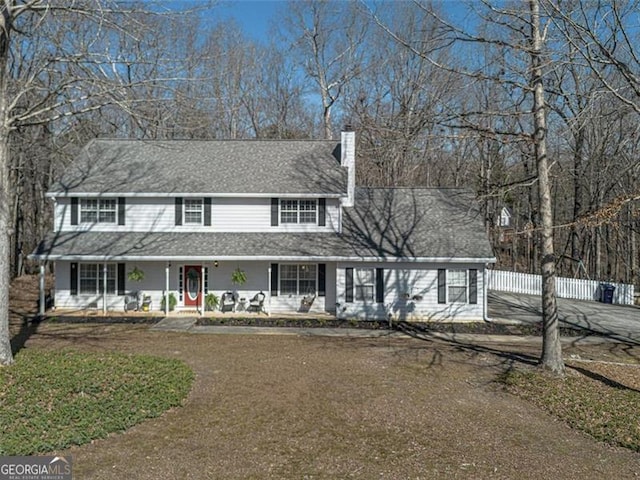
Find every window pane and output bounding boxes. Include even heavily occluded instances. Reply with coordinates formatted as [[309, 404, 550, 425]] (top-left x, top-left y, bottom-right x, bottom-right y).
[[104, 264, 116, 294], [355, 285, 374, 301], [281, 212, 298, 224], [280, 200, 298, 224], [80, 199, 98, 223], [281, 280, 297, 295], [99, 199, 116, 223], [354, 269, 375, 301], [184, 199, 203, 224], [449, 286, 467, 303], [79, 264, 97, 294], [299, 264, 316, 294], [448, 269, 466, 286], [280, 265, 297, 294], [356, 269, 375, 285], [299, 200, 316, 224]]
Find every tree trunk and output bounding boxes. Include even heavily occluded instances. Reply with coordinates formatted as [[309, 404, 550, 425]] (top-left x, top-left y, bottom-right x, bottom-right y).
[[530, 0, 564, 375], [0, 5, 13, 365]]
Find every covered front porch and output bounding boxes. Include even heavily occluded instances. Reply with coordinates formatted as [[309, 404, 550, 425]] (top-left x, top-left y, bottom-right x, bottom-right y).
[[41, 259, 335, 317]]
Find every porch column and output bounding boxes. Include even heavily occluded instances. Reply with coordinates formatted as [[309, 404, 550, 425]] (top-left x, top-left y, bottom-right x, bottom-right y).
[[165, 262, 170, 315], [200, 262, 205, 316], [267, 265, 271, 317], [102, 263, 108, 314], [38, 262, 45, 317]]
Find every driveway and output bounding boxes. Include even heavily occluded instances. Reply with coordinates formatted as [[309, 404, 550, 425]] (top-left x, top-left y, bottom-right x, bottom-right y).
[[489, 291, 640, 343], [14, 323, 640, 479]]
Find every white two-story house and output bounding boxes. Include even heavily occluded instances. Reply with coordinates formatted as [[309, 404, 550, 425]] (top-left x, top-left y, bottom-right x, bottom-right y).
[[31, 129, 496, 321]]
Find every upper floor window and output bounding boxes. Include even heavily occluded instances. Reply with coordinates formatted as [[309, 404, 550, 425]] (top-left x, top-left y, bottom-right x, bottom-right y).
[[184, 199, 203, 225], [280, 199, 316, 224], [80, 198, 116, 223]]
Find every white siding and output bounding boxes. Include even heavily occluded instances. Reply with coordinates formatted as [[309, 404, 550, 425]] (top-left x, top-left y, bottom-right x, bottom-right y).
[[336, 262, 486, 322], [53, 260, 337, 314], [55, 196, 341, 233]]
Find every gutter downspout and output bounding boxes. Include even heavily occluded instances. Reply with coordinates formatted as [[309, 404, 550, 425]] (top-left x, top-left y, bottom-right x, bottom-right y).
[[165, 262, 170, 315], [267, 265, 271, 317], [38, 262, 45, 317], [102, 263, 107, 315], [483, 265, 490, 321]]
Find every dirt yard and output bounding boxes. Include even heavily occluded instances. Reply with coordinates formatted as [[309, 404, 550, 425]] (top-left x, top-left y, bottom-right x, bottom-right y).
[[8, 276, 640, 479]]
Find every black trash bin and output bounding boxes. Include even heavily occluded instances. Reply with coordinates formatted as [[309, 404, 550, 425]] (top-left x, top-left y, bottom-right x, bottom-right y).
[[599, 283, 615, 304]]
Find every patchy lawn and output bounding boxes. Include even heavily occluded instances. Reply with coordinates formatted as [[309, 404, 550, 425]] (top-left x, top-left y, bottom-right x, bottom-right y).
[[0, 349, 193, 455], [502, 360, 640, 452], [7, 275, 640, 478]]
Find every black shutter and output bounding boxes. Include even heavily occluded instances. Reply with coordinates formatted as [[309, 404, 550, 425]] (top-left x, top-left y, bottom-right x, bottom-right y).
[[318, 198, 326, 226], [117, 263, 125, 295], [438, 269, 446, 304], [204, 197, 212, 226], [318, 263, 326, 297], [175, 197, 183, 225], [71, 198, 78, 225], [70, 262, 78, 296], [375, 268, 384, 303], [469, 269, 478, 304], [345, 267, 354, 303], [271, 198, 279, 226], [270, 263, 279, 296], [118, 197, 126, 225]]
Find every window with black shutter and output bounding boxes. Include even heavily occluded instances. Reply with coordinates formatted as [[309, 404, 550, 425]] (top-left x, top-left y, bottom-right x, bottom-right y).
[[118, 198, 126, 225], [345, 268, 354, 303], [438, 269, 446, 304], [270, 263, 279, 296], [469, 269, 478, 304]]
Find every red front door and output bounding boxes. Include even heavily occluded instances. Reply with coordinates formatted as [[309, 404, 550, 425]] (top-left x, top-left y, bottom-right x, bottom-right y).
[[184, 265, 202, 307]]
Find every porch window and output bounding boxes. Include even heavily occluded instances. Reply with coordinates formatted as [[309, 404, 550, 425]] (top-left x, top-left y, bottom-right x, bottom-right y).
[[280, 199, 317, 224], [184, 199, 203, 224], [355, 268, 375, 301], [79, 263, 116, 295], [280, 264, 317, 295], [448, 269, 467, 303], [80, 198, 116, 223]]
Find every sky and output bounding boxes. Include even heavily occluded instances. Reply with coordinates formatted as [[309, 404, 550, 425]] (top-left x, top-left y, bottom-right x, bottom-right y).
[[215, 0, 285, 42], [209, 0, 475, 44]]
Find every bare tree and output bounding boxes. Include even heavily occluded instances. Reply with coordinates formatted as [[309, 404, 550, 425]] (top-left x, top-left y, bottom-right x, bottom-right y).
[[0, 1, 191, 366], [280, 0, 367, 139], [364, 0, 566, 373]]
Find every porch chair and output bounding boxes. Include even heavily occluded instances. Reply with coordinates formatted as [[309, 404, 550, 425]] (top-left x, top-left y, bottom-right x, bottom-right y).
[[247, 291, 266, 313], [299, 292, 316, 313], [221, 291, 236, 312], [124, 291, 141, 312]]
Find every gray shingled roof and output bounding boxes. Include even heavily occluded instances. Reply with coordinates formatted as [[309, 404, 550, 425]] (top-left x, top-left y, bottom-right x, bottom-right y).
[[49, 139, 347, 195], [33, 188, 495, 261]]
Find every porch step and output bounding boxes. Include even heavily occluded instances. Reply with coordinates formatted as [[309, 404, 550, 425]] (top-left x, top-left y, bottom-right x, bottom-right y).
[[151, 317, 197, 332]]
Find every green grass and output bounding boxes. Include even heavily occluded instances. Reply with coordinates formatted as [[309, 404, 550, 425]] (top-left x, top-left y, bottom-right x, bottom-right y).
[[502, 368, 640, 452], [0, 349, 194, 455]]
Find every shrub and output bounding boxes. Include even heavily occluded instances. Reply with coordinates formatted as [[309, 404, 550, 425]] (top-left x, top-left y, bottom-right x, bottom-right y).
[[161, 292, 177, 311], [205, 293, 219, 311]]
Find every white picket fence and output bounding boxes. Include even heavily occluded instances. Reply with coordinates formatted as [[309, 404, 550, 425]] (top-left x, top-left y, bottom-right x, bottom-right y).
[[487, 269, 636, 305]]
